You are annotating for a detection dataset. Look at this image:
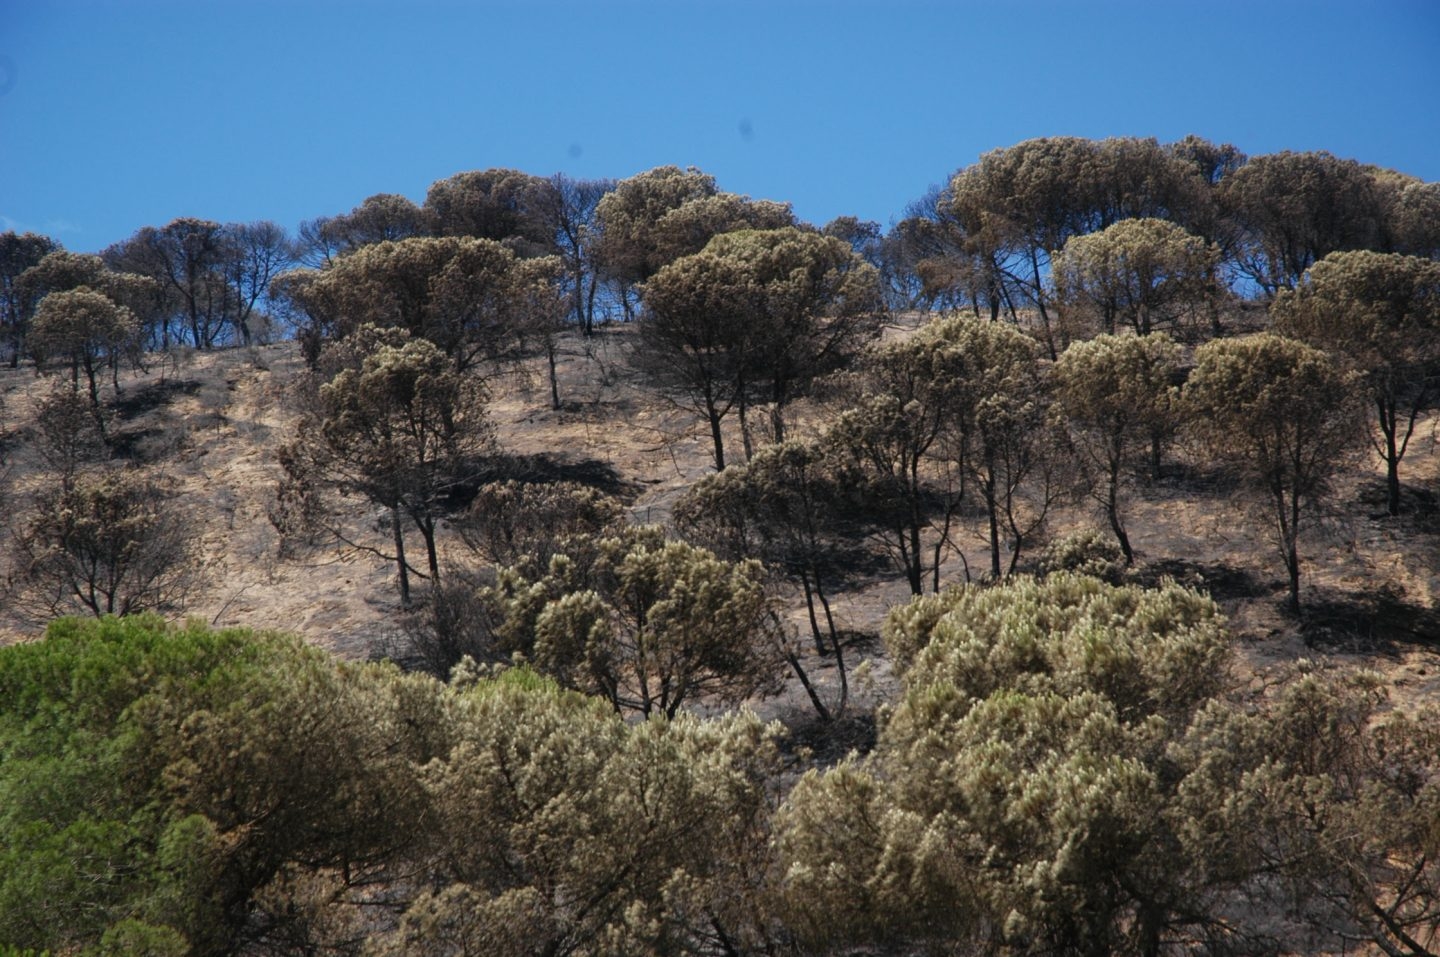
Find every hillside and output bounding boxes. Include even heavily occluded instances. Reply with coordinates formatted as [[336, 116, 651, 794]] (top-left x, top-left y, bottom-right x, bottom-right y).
[[3, 318, 1437, 707]]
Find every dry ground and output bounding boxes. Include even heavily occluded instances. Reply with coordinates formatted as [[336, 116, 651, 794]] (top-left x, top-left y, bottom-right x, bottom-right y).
[[2, 320, 1438, 724]]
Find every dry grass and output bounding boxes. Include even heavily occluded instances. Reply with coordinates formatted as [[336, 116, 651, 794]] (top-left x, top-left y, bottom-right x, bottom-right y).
[[1, 321, 1437, 719]]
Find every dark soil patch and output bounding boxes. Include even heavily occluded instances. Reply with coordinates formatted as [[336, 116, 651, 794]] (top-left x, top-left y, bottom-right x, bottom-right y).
[[781, 711, 878, 768], [1150, 460, 1243, 500], [437, 451, 639, 514], [109, 378, 202, 420], [106, 426, 176, 463]]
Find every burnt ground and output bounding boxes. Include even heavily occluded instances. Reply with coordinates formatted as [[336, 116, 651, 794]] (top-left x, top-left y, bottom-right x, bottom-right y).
[[2, 322, 1439, 726]]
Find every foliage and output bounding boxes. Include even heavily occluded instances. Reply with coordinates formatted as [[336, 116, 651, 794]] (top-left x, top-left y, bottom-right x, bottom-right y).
[[28, 288, 140, 410], [1184, 333, 1363, 612], [1273, 249, 1440, 515], [274, 235, 563, 372], [456, 478, 626, 574], [637, 225, 881, 468], [944, 136, 1210, 353], [1054, 332, 1183, 561], [9, 468, 198, 619], [1052, 217, 1218, 339], [0, 616, 444, 956], [594, 165, 795, 287], [826, 319, 970, 594], [697, 227, 883, 440], [1390, 179, 1440, 258], [484, 526, 784, 717], [423, 167, 557, 255], [284, 331, 492, 603], [537, 173, 616, 335], [104, 217, 294, 349], [298, 193, 432, 265], [1219, 150, 1393, 294], [29, 383, 107, 488], [1036, 527, 1127, 582], [829, 314, 1058, 588], [0, 617, 791, 956], [0, 230, 61, 366], [395, 481, 628, 679], [1178, 664, 1440, 956], [370, 674, 786, 957], [779, 575, 1256, 956], [945, 317, 1061, 579], [676, 440, 859, 718]]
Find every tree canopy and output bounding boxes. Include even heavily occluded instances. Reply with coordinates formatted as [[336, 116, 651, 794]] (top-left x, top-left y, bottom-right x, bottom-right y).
[[595, 165, 793, 289], [638, 225, 881, 468], [1184, 333, 1363, 613], [285, 331, 492, 604], [1052, 217, 1217, 339], [483, 526, 784, 717], [778, 574, 1241, 955], [275, 235, 562, 372], [28, 287, 140, 410], [1273, 249, 1440, 515]]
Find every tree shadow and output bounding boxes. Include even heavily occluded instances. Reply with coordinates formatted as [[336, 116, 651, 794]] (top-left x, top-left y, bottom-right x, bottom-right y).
[[1354, 479, 1440, 530], [108, 378, 202, 421], [106, 427, 172, 462], [1148, 459, 1243, 500], [1132, 558, 1275, 602], [446, 451, 641, 512], [1300, 585, 1440, 654]]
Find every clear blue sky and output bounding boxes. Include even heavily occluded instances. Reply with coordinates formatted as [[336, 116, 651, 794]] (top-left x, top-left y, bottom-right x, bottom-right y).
[[2, 0, 1437, 253]]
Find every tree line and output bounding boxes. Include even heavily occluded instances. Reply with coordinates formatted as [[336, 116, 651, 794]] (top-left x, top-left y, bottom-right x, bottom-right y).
[[4, 135, 1436, 627], [4, 136, 1435, 356]]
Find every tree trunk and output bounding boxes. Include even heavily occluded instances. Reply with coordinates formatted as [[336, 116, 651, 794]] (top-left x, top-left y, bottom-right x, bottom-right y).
[[1281, 489, 1302, 616], [391, 506, 411, 606], [1387, 452, 1402, 518], [770, 393, 787, 445], [546, 338, 561, 410], [82, 356, 100, 411], [1107, 485, 1133, 565], [1379, 395, 1402, 517], [782, 643, 831, 723], [737, 393, 755, 462], [706, 401, 726, 472], [419, 517, 440, 588], [908, 519, 924, 596], [583, 270, 599, 336], [813, 574, 847, 717], [907, 456, 925, 594], [1029, 250, 1059, 360], [985, 470, 1002, 580], [1106, 452, 1134, 564], [1286, 543, 1302, 617], [800, 571, 827, 656]]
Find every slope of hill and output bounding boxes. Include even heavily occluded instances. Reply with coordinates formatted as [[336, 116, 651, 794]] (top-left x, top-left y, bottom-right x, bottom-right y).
[[2, 321, 1438, 712]]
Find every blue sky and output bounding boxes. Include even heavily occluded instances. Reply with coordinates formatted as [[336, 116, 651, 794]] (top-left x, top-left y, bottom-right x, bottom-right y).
[[2, 1, 1437, 253]]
